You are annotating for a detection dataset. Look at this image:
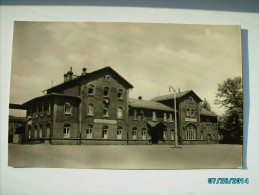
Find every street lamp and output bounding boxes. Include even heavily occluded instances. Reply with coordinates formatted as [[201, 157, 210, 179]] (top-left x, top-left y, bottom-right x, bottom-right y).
[[169, 86, 178, 147]]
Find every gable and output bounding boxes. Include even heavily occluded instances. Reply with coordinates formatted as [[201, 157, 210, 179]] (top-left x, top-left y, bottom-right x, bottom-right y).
[[46, 66, 133, 94]]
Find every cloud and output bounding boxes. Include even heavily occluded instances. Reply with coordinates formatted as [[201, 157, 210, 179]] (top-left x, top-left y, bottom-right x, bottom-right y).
[[10, 22, 242, 116]]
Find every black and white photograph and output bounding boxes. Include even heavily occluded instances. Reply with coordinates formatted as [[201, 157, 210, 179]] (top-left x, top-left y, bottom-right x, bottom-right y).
[[8, 22, 243, 169]]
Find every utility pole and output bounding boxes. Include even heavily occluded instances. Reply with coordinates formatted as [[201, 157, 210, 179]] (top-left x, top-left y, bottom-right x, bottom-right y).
[[169, 86, 179, 147]]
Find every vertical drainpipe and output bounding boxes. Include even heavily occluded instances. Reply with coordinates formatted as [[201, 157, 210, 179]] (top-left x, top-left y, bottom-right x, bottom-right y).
[[52, 97, 56, 144], [126, 89, 130, 145], [78, 83, 83, 145]]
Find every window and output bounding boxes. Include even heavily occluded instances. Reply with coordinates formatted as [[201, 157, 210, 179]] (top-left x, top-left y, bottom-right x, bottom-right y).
[[34, 125, 38, 138], [169, 114, 173, 123], [102, 125, 108, 139], [104, 75, 111, 81], [39, 125, 43, 138], [40, 106, 44, 117], [118, 89, 123, 100], [117, 126, 122, 139], [164, 113, 167, 122], [88, 84, 95, 96], [35, 107, 39, 118], [63, 124, 71, 138], [86, 125, 93, 139], [186, 108, 190, 117], [64, 103, 72, 115], [186, 124, 197, 140], [206, 124, 211, 132], [152, 112, 157, 121], [191, 109, 195, 117], [103, 87, 110, 97], [200, 131, 203, 140], [163, 131, 167, 140], [117, 107, 123, 119], [142, 127, 147, 140], [48, 104, 51, 115], [46, 123, 51, 138], [171, 130, 175, 140], [132, 127, 137, 139], [189, 96, 193, 103], [28, 125, 31, 139], [133, 109, 137, 120], [103, 108, 109, 118], [87, 104, 94, 116]]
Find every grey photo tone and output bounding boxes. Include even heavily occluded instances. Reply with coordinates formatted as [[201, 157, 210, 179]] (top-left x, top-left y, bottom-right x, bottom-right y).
[[9, 22, 242, 169]]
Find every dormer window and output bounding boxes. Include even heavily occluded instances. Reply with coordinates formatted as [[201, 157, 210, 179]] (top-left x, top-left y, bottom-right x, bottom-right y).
[[164, 113, 167, 122], [152, 112, 157, 121], [103, 87, 110, 97], [118, 89, 123, 100]]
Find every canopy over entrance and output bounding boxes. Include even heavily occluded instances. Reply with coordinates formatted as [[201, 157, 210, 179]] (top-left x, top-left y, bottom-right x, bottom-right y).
[[147, 121, 166, 144]]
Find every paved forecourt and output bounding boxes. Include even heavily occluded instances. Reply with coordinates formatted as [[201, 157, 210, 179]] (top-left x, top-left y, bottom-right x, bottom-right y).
[[8, 144, 242, 169]]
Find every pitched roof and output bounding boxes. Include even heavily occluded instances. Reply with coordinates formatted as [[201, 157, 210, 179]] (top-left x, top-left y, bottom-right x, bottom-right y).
[[200, 108, 218, 117], [23, 93, 81, 106], [151, 90, 202, 102], [45, 66, 133, 93], [128, 98, 175, 112]]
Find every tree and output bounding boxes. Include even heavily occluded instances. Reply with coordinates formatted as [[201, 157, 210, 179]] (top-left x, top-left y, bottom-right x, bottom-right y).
[[215, 76, 243, 143], [201, 98, 212, 111]]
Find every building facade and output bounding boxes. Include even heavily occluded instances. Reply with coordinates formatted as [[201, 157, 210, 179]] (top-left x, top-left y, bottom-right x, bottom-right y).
[[21, 66, 219, 145]]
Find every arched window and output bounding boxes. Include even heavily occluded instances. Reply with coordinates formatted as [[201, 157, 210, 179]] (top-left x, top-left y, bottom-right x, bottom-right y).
[[186, 108, 190, 117], [34, 125, 38, 139], [117, 107, 123, 119], [88, 84, 95, 96], [28, 125, 31, 139], [103, 87, 110, 97], [132, 127, 137, 140], [102, 125, 108, 139], [186, 124, 197, 140], [117, 126, 122, 139], [103, 108, 109, 118], [191, 109, 195, 117], [87, 104, 94, 116], [163, 129, 167, 140], [117, 89, 123, 100], [46, 123, 51, 138], [39, 124, 43, 138], [141, 127, 147, 140], [63, 123, 71, 138], [86, 125, 93, 139]]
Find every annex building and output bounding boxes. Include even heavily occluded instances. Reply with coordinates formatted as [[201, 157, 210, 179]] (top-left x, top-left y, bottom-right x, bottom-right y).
[[21, 66, 219, 145]]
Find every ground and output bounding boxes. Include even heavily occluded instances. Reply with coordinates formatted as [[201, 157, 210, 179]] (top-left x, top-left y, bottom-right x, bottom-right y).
[[8, 144, 242, 169]]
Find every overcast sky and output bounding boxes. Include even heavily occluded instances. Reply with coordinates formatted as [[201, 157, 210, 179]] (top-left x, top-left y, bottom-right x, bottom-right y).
[[9, 22, 242, 116]]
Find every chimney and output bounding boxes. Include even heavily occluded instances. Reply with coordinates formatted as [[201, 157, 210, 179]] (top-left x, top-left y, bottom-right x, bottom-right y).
[[82, 68, 87, 76], [67, 67, 73, 81], [64, 73, 68, 83], [138, 96, 142, 100]]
